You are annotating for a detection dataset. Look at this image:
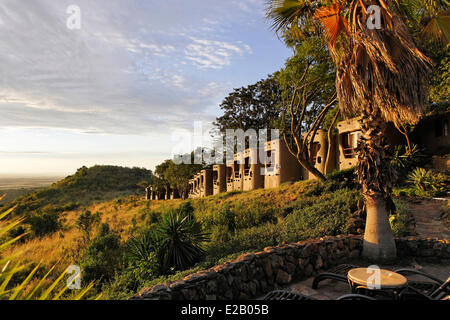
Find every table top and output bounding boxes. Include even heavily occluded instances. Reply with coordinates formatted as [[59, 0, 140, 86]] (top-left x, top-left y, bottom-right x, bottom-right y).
[[348, 268, 408, 289]]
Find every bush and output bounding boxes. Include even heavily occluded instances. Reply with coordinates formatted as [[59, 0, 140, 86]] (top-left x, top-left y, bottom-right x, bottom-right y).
[[212, 206, 236, 231], [406, 168, 447, 197], [138, 208, 160, 224], [28, 211, 61, 237], [389, 199, 412, 237], [390, 144, 429, 183], [7, 225, 28, 243], [305, 168, 358, 196], [280, 188, 360, 242], [156, 209, 209, 273], [80, 224, 123, 284], [76, 210, 100, 242]]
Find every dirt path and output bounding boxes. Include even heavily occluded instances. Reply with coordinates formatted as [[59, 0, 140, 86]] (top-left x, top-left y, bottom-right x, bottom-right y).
[[407, 198, 450, 239]]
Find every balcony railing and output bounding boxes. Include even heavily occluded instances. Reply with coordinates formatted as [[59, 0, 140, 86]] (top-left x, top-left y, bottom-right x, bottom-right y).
[[343, 147, 357, 158]]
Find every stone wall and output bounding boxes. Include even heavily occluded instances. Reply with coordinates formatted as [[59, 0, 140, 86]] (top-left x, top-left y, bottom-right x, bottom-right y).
[[131, 235, 450, 300], [396, 237, 450, 259]]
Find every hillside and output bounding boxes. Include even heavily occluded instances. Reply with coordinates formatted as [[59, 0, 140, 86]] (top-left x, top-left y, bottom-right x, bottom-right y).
[[1, 165, 153, 216], [0, 168, 419, 299]]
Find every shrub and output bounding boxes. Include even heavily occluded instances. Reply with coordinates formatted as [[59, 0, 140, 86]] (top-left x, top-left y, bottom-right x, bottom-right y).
[[213, 207, 236, 232], [80, 224, 123, 284], [390, 144, 428, 182], [305, 168, 358, 196], [7, 225, 28, 243], [280, 188, 360, 242], [156, 210, 209, 273], [389, 199, 412, 237], [28, 211, 61, 237], [76, 210, 100, 242], [138, 208, 160, 224], [407, 168, 447, 197]]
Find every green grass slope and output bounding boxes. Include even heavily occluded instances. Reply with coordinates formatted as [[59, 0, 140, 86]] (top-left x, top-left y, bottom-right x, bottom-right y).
[[1, 165, 152, 216]]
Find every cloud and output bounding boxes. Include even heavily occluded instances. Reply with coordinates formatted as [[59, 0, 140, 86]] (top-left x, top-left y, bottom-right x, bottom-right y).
[[0, 0, 279, 139], [184, 38, 251, 69]]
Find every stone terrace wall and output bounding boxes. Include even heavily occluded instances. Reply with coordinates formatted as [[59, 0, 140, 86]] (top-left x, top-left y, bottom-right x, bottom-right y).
[[131, 235, 450, 300]]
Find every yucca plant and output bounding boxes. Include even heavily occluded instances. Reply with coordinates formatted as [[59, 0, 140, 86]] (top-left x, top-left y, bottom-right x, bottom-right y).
[[407, 167, 447, 195], [0, 196, 100, 300], [156, 210, 209, 273]]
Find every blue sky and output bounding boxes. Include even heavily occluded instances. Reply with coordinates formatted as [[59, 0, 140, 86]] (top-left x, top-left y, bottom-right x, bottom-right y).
[[0, 0, 292, 176]]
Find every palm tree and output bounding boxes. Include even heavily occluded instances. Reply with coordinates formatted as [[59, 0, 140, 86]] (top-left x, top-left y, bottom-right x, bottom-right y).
[[266, 0, 440, 261]]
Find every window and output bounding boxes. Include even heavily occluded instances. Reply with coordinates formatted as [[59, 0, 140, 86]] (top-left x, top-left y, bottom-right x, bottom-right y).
[[213, 170, 218, 183], [244, 157, 250, 176], [265, 150, 275, 172], [435, 118, 449, 137], [226, 167, 233, 183], [234, 161, 240, 178], [310, 142, 321, 164], [341, 131, 361, 158]]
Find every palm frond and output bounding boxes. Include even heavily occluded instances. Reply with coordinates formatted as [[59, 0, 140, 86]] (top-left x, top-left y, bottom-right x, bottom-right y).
[[266, 0, 315, 35], [314, 3, 348, 47], [420, 13, 450, 45]]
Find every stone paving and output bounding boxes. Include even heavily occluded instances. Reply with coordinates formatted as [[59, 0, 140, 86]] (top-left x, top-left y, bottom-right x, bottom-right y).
[[285, 259, 450, 300], [408, 198, 450, 239]]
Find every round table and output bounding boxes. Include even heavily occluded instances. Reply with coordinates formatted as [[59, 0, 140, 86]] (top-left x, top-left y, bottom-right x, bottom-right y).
[[347, 268, 408, 300]]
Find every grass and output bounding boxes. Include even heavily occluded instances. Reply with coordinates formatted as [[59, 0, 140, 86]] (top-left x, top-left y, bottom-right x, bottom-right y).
[[0, 168, 417, 299]]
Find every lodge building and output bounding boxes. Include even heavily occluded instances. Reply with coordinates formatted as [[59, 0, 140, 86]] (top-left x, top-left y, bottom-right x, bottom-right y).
[[150, 112, 450, 200]]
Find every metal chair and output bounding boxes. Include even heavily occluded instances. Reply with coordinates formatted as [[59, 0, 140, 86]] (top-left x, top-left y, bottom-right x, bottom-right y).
[[312, 264, 359, 289], [263, 290, 376, 301]]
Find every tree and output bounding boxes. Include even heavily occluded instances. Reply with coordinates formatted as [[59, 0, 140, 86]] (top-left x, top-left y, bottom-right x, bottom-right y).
[[267, 0, 434, 261], [153, 158, 203, 199], [164, 161, 202, 199], [277, 36, 338, 181], [213, 75, 282, 136], [76, 210, 100, 244], [154, 160, 172, 198]]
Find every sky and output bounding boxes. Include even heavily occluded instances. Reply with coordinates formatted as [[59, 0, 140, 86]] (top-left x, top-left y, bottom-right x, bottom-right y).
[[0, 0, 292, 176]]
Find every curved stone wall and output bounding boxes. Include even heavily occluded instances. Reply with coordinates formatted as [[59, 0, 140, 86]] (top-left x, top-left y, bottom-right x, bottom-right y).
[[131, 235, 449, 300]]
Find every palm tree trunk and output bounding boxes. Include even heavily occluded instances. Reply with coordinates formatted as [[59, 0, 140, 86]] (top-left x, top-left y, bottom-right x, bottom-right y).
[[357, 111, 397, 261]]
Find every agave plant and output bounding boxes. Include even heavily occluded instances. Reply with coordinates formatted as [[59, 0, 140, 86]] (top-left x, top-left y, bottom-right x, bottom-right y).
[[407, 167, 446, 194], [0, 196, 100, 300], [156, 210, 209, 273]]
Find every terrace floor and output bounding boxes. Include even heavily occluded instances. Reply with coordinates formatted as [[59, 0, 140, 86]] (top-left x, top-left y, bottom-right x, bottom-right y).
[[408, 198, 450, 239], [284, 258, 450, 300]]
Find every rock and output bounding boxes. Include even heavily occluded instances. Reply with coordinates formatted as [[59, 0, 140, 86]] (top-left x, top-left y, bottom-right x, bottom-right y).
[[183, 273, 207, 283], [349, 238, 362, 250], [418, 249, 434, 257], [270, 254, 284, 269], [285, 262, 296, 275], [181, 288, 199, 300], [235, 253, 256, 263], [275, 269, 292, 285], [223, 289, 233, 300], [239, 292, 250, 300], [206, 280, 217, 294], [262, 258, 273, 278], [169, 280, 187, 290], [249, 280, 259, 296], [314, 256, 323, 270], [349, 249, 360, 258], [304, 264, 314, 276]]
